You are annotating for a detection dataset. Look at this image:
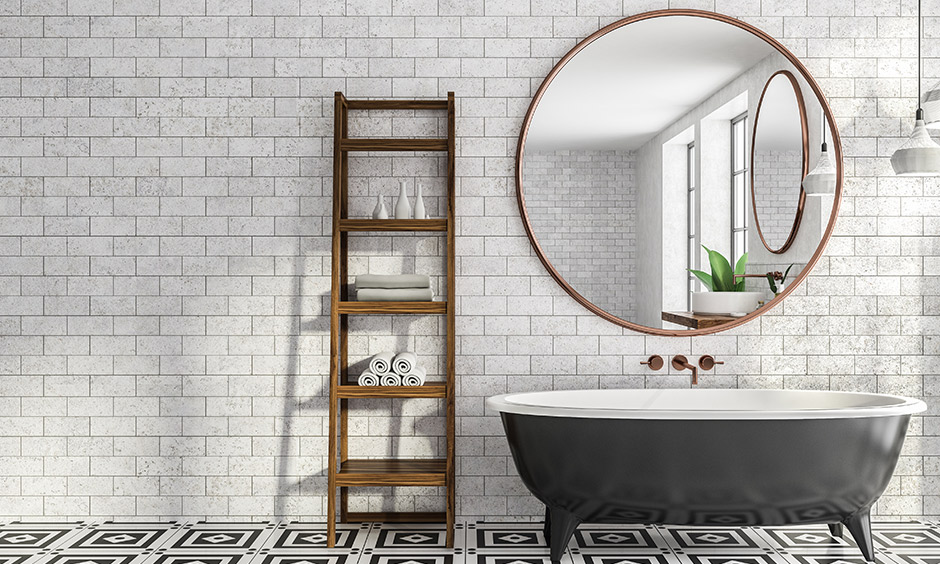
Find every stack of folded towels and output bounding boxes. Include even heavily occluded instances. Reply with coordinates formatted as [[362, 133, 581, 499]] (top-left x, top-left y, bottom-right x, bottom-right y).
[[357, 351, 427, 386], [355, 274, 432, 302]]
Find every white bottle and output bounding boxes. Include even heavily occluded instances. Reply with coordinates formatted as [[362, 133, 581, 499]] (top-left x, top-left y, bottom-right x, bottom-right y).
[[413, 182, 427, 219], [395, 180, 411, 219], [372, 194, 388, 219]]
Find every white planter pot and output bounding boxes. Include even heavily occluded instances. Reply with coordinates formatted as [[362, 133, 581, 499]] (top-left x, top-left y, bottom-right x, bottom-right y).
[[691, 291, 764, 316]]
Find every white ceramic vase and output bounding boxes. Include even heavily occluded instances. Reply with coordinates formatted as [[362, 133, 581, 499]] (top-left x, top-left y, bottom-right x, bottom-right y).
[[414, 183, 427, 219], [372, 194, 388, 219], [691, 291, 764, 316], [395, 181, 411, 219]]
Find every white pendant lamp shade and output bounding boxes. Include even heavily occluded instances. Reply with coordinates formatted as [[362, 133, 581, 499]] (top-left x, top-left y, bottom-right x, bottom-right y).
[[802, 143, 837, 194], [890, 112, 940, 176], [923, 81, 940, 129]]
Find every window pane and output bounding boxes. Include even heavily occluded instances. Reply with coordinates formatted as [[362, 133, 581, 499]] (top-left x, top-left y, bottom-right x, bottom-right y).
[[688, 190, 696, 236], [733, 175, 746, 227], [734, 231, 746, 263]]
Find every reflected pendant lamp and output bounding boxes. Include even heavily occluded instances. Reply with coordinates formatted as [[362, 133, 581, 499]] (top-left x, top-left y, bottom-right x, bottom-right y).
[[802, 124, 837, 194], [891, 0, 940, 175]]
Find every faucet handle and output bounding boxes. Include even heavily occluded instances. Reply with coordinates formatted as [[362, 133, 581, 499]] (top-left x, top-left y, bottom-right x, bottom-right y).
[[640, 355, 664, 371], [698, 355, 724, 370]]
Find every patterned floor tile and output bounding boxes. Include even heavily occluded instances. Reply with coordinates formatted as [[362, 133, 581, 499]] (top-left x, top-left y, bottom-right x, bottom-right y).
[[464, 554, 568, 564], [259, 522, 369, 554], [358, 554, 457, 564], [468, 523, 549, 553], [775, 555, 896, 564], [574, 556, 674, 564], [367, 525, 454, 551], [573, 525, 671, 552], [752, 526, 856, 552], [871, 524, 940, 552], [254, 556, 352, 564], [661, 528, 769, 552]]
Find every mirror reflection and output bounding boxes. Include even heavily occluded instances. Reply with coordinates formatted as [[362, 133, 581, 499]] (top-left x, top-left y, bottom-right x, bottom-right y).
[[752, 71, 807, 253], [520, 14, 839, 332]]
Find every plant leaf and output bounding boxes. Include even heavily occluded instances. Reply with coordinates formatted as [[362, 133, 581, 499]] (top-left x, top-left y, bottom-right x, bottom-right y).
[[733, 252, 748, 292], [766, 272, 778, 294], [689, 269, 713, 291], [782, 263, 794, 283], [704, 245, 733, 292]]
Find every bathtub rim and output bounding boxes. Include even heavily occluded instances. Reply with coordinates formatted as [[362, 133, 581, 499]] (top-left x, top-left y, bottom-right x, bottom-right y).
[[485, 388, 926, 420]]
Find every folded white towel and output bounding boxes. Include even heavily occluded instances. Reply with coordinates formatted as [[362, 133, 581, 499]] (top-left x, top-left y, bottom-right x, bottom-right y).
[[356, 288, 433, 301], [402, 366, 426, 387], [369, 351, 394, 375], [380, 373, 402, 386], [393, 351, 417, 376], [357, 371, 379, 386], [355, 274, 431, 289]]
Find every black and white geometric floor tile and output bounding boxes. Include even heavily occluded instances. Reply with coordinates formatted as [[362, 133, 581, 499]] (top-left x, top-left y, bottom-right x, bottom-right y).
[[0, 521, 936, 564]]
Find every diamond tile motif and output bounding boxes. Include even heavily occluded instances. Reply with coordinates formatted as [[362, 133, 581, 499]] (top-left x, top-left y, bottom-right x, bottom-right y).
[[0, 518, 934, 564]]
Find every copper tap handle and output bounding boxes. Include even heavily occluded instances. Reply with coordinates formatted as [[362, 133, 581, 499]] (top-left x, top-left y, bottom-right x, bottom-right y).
[[698, 355, 725, 371], [640, 355, 664, 371], [671, 355, 699, 385]]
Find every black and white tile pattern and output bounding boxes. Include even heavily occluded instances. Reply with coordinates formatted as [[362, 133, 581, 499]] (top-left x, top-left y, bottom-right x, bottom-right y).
[[0, 521, 936, 564]]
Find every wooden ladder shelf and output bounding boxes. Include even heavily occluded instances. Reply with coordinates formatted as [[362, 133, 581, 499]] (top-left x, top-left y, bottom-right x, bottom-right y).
[[328, 92, 456, 546]]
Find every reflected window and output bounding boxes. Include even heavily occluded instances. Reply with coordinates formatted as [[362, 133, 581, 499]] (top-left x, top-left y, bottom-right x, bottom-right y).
[[687, 141, 696, 310], [731, 112, 748, 264]]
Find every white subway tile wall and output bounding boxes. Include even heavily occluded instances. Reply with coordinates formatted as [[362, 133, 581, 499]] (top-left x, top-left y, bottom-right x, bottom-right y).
[[0, 0, 935, 523]]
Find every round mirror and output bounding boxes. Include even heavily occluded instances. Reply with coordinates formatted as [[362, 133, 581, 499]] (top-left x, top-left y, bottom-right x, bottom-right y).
[[517, 10, 841, 335], [751, 71, 808, 254]]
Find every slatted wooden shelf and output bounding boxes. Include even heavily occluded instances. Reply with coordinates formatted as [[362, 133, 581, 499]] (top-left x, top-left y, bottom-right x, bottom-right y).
[[346, 99, 448, 110], [340, 138, 448, 152], [337, 301, 447, 315], [346, 512, 447, 523], [336, 384, 447, 399], [339, 219, 448, 232], [329, 92, 456, 547], [336, 459, 447, 487]]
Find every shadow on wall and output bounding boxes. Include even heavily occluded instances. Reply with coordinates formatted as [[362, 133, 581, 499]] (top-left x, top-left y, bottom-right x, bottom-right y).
[[275, 284, 439, 517]]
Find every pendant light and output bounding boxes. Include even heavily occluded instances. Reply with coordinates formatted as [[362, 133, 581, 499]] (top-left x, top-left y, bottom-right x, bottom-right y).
[[802, 121, 837, 194], [891, 0, 940, 175]]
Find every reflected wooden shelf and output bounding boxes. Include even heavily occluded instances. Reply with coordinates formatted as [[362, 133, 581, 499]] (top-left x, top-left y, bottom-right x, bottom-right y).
[[336, 459, 447, 487], [662, 311, 739, 329], [337, 383, 446, 398], [346, 99, 448, 110], [339, 219, 447, 232], [338, 301, 446, 315]]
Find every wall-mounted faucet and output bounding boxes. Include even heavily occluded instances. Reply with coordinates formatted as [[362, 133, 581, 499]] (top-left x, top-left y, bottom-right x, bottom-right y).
[[733, 271, 783, 284], [640, 355, 664, 370], [698, 355, 724, 370], [671, 355, 698, 385]]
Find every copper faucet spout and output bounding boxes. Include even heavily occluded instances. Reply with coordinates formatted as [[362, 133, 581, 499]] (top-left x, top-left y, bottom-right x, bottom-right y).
[[733, 271, 783, 284], [671, 355, 698, 385]]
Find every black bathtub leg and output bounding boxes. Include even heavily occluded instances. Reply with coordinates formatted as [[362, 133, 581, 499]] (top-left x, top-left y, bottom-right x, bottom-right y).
[[828, 523, 844, 538], [845, 508, 874, 562], [547, 506, 580, 564], [543, 505, 551, 541]]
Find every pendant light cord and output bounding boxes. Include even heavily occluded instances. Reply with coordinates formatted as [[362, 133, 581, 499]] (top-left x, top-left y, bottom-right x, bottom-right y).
[[919, 0, 923, 111]]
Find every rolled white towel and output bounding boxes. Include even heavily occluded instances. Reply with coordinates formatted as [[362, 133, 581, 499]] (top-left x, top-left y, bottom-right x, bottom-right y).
[[357, 371, 379, 386], [392, 351, 417, 375], [380, 373, 402, 386], [402, 366, 426, 387], [369, 351, 394, 375]]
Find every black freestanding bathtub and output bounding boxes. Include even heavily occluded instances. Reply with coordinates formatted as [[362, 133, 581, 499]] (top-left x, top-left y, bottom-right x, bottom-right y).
[[486, 389, 925, 563]]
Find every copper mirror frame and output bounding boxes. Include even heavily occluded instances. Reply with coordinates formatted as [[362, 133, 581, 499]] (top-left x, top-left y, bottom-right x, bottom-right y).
[[515, 9, 843, 336], [750, 70, 809, 254]]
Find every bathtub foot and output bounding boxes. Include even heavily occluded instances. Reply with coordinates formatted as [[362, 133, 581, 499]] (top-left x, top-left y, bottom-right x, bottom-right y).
[[543, 506, 551, 541], [845, 508, 874, 562], [828, 523, 843, 538], [547, 506, 580, 564]]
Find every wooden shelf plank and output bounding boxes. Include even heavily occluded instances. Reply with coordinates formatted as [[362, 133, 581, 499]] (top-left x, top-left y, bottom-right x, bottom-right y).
[[337, 383, 446, 398], [346, 100, 449, 110], [345, 512, 446, 523], [661, 311, 738, 329], [338, 301, 446, 315], [339, 219, 447, 232], [340, 138, 448, 152], [337, 459, 446, 487]]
